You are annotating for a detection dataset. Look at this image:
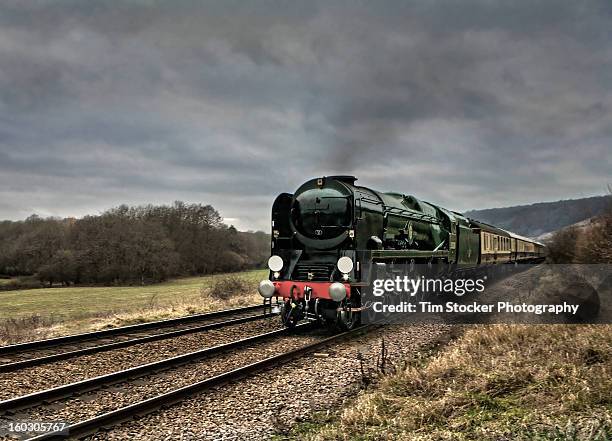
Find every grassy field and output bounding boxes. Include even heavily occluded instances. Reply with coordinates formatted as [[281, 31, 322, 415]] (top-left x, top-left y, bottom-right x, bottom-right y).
[[0, 269, 267, 343], [291, 324, 611, 441]]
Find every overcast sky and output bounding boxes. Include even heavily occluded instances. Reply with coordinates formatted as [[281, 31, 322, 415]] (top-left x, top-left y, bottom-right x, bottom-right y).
[[0, 1, 610, 231]]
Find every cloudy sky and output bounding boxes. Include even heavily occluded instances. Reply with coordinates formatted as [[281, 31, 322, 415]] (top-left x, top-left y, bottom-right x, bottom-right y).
[[0, 1, 610, 231]]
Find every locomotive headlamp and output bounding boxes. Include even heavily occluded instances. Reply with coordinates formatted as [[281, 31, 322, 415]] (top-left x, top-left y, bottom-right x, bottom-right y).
[[328, 282, 347, 302], [337, 256, 354, 274], [267, 255, 284, 272], [258, 280, 276, 298]]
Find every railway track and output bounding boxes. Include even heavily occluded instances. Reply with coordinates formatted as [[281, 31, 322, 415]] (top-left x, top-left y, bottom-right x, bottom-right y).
[[0, 324, 372, 441], [0, 305, 273, 373]]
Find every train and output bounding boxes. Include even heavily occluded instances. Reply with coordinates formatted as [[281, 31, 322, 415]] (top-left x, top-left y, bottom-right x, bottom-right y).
[[258, 176, 546, 330]]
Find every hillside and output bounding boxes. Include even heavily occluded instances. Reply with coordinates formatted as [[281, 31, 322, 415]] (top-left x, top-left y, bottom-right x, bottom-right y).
[[464, 195, 611, 238]]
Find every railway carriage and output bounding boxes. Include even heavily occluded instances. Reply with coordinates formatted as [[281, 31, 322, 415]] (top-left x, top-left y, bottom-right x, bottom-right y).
[[259, 176, 546, 329]]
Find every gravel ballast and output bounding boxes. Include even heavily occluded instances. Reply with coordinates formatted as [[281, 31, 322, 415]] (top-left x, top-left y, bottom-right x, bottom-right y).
[[88, 323, 452, 440], [9, 332, 325, 428], [0, 316, 284, 400]]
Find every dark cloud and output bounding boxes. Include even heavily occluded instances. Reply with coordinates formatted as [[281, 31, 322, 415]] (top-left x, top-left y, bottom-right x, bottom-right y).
[[0, 0, 610, 231]]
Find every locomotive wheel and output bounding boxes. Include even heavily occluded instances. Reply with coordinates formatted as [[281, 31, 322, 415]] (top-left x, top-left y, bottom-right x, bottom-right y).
[[337, 308, 356, 330], [335, 298, 360, 331], [324, 310, 355, 332]]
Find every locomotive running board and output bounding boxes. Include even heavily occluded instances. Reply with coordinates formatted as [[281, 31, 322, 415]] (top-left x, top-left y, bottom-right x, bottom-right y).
[[335, 306, 370, 312], [371, 249, 449, 259]]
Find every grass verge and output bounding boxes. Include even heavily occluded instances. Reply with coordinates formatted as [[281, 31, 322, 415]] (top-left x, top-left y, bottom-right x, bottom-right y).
[[0, 269, 267, 344], [291, 324, 611, 441]]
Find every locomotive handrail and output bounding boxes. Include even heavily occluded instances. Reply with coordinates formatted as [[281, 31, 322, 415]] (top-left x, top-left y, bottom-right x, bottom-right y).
[[383, 206, 441, 224], [359, 196, 383, 206], [371, 249, 449, 259], [358, 194, 441, 224]]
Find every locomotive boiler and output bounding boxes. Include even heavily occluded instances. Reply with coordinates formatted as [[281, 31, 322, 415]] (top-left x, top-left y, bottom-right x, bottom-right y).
[[258, 176, 545, 330]]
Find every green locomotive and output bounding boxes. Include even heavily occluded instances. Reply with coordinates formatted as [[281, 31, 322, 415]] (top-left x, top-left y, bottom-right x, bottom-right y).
[[258, 176, 546, 329]]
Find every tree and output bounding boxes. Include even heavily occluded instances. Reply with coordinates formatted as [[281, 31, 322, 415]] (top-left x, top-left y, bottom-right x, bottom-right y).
[[0, 201, 269, 285]]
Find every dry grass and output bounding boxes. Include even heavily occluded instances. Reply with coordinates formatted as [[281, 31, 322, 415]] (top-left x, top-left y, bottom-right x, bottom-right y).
[[0, 270, 266, 345], [302, 325, 611, 440], [0, 315, 63, 345]]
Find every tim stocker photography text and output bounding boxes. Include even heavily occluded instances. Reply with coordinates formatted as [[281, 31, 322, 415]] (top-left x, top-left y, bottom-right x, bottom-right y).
[[372, 300, 580, 316]]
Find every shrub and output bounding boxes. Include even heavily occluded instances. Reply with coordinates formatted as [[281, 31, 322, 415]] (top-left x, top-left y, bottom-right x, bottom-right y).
[[547, 225, 579, 263], [0, 315, 58, 344], [576, 213, 612, 263], [207, 275, 251, 300]]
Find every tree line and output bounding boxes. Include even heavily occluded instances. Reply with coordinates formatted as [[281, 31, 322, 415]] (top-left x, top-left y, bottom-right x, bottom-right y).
[[0, 202, 269, 286]]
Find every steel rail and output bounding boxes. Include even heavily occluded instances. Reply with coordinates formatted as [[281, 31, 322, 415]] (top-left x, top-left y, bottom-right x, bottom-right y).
[[0, 312, 275, 373], [26, 325, 371, 441], [0, 325, 306, 413], [0, 305, 264, 355]]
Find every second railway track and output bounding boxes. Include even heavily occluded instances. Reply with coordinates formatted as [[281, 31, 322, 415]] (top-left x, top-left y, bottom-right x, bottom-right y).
[[0, 305, 275, 373], [0, 323, 372, 440]]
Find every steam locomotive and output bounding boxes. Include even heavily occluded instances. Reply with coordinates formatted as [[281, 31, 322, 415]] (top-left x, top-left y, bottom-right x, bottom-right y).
[[258, 176, 546, 329]]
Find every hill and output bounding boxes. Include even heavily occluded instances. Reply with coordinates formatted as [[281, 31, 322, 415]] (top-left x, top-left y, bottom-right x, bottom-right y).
[[464, 195, 611, 238]]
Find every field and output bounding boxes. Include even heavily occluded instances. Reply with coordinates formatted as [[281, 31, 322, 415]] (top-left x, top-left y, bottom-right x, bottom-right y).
[[294, 324, 611, 440], [0, 269, 267, 343]]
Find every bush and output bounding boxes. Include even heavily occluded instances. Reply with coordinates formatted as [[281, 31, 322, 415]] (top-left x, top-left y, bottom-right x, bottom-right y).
[[207, 275, 251, 300], [0, 315, 58, 344], [215, 250, 247, 272], [0, 276, 43, 291], [547, 226, 579, 263], [547, 210, 612, 264], [576, 213, 612, 263]]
